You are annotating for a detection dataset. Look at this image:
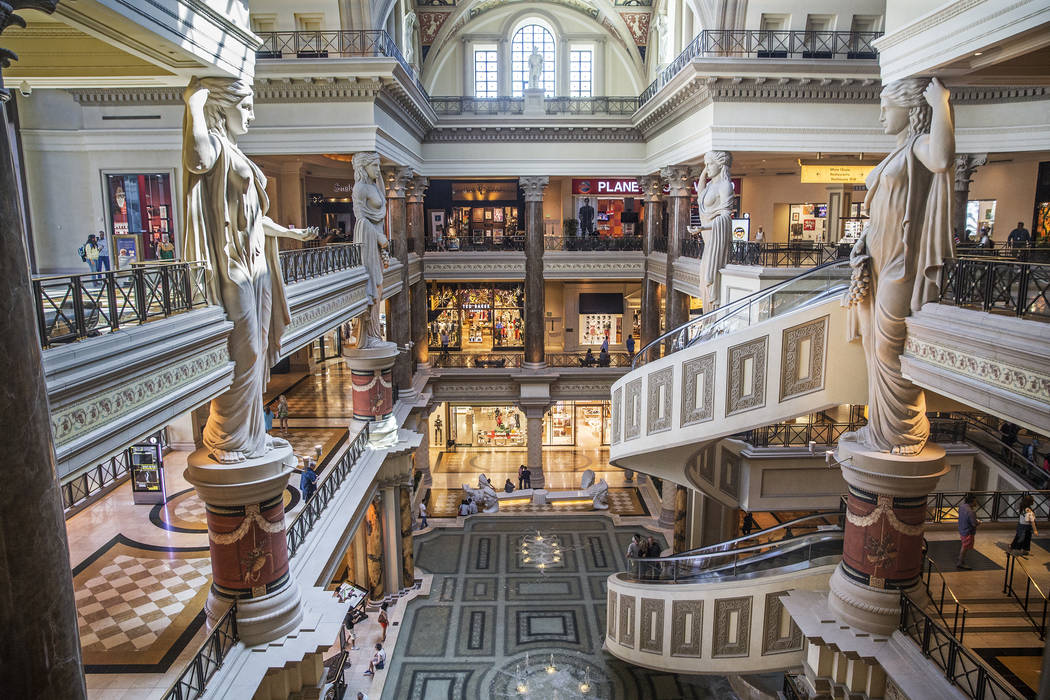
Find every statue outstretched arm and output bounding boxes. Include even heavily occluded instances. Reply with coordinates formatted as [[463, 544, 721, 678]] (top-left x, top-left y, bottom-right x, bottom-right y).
[[913, 78, 954, 173], [182, 81, 220, 174], [262, 218, 319, 242]]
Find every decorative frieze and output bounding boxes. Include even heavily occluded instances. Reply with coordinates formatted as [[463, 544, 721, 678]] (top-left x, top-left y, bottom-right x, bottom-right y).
[[639, 598, 665, 654], [712, 596, 752, 658], [670, 599, 703, 657]]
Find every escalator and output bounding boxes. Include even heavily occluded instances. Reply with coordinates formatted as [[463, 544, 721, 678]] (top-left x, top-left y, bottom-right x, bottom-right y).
[[609, 261, 866, 485]]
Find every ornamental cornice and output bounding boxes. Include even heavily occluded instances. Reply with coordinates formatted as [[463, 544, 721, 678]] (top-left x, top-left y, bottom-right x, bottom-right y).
[[424, 126, 644, 142], [874, 0, 985, 50], [903, 337, 1050, 403]]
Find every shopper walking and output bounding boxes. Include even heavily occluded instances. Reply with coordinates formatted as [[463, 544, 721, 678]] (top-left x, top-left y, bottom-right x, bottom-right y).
[[80, 234, 101, 278], [741, 512, 757, 536], [956, 493, 979, 569], [1010, 495, 1039, 557], [625, 334, 635, 359], [418, 501, 428, 529], [95, 231, 111, 272], [1007, 221, 1032, 248], [518, 464, 526, 489], [264, 403, 275, 433], [277, 394, 290, 434]]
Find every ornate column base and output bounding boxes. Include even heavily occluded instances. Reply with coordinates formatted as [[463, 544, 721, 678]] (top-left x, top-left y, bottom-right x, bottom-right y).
[[185, 443, 303, 646], [344, 343, 399, 448], [828, 439, 947, 635], [522, 361, 547, 371]]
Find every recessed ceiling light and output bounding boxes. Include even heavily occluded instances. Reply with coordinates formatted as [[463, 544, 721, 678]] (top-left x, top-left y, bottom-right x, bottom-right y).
[[974, 52, 983, 56]]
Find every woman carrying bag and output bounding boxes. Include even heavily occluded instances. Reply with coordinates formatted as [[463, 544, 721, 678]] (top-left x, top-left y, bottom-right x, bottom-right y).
[[1010, 495, 1039, 557]]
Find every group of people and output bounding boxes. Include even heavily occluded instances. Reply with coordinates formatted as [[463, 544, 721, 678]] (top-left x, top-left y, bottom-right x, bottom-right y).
[[956, 493, 1041, 569], [264, 395, 290, 435], [959, 221, 1034, 249], [517, 464, 533, 489], [580, 347, 612, 367], [626, 533, 662, 578]]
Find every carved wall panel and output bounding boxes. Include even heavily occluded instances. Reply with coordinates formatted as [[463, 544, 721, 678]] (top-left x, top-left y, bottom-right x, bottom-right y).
[[624, 378, 643, 440], [611, 387, 622, 444], [681, 352, 715, 426], [720, 449, 740, 499], [712, 596, 752, 658], [670, 599, 703, 657], [607, 590, 618, 639], [639, 598, 665, 654], [646, 367, 674, 435], [780, 315, 828, 401], [618, 593, 636, 647], [726, 337, 768, 416], [762, 590, 803, 655]]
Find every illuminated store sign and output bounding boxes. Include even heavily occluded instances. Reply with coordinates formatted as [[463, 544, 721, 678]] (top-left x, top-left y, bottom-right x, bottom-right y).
[[800, 165, 875, 184]]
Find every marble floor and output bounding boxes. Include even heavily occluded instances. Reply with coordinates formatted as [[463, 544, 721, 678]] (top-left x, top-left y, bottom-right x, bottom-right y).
[[431, 446, 635, 491], [384, 516, 738, 700]]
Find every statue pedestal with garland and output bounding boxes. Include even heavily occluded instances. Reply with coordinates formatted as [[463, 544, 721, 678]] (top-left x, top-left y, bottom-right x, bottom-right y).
[[344, 342, 400, 447]]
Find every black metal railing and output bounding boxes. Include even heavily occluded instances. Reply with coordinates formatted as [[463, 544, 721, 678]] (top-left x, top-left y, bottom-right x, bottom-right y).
[[741, 420, 865, 447], [62, 451, 131, 514], [34, 262, 209, 348], [924, 490, 1050, 525], [639, 29, 882, 106], [424, 235, 526, 253], [920, 556, 969, 642], [545, 96, 639, 115], [929, 411, 1047, 488], [428, 96, 639, 115], [430, 353, 524, 369], [160, 604, 238, 700], [254, 30, 428, 98], [899, 594, 1019, 700], [939, 257, 1050, 322], [429, 96, 524, 115], [1003, 551, 1048, 640], [545, 351, 633, 368], [651, 235, 668, 253], [954, 243, 1050, 263], [286, 425, 370, 559], [727, 241, 850, 267], [679, 236, 704, 259], [543, 235, 644, 252], [278, 243, 362, 285]]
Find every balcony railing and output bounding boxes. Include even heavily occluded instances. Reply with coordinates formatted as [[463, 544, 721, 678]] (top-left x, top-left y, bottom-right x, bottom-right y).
[[254, 30, 428, 98], [1003, 551, 1048, 640], [680, 236, 704, 259], [939, 257, 1050, 322], [727, 241, 850, 267], [741, 420, 864, 447], [930, 411, 1046, 488], [899, 594, 1018, 700], [424, 236, 526, 253], [34, 262, 209, 349], [278, 243, 362, 285], [429, 351, 632, 369], [160, 604, 238, 700], [651, 235, 668, 253], [544, 235, 643, 252], [639, 29, 882, 106], [428, 96, 639, 116]]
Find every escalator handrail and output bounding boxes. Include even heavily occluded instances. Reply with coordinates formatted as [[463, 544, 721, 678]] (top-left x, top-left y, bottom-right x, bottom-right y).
[[631, 259, 849, 369], [673, 510, 843, 557], [627, 530, 842, 567]]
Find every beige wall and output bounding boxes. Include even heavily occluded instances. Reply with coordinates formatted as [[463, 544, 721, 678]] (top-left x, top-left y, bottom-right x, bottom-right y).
[[738, 175, 844, 242], [968, 156, 1043, 238]]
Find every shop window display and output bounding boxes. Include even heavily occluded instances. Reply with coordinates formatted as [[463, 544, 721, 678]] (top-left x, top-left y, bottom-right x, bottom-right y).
[[543, 401, 610, 446], [428, 282, 525, 351], [579, 314, 621, 346], [452, 405, 525, 447], [105, 173, 174, 265]]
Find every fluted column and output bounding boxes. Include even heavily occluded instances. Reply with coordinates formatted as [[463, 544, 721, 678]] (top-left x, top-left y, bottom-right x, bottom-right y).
[[399, 481, 414, 587], [524, 405, 548, 489], [520, 176, 549, 368], [637, 174, 664, 348], [954, 154, 987, 240], [385, 166, 413, 394], [414, 404, 437, 487], [657, 480, 677, 528], [0, 36, 88, 694], [407, 175, 429, 369], [661, 165, 694, 341]]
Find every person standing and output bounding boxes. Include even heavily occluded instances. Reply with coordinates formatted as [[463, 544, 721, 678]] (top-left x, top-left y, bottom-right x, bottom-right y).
[[299, 459, 318, 502], [741, 512, 757, 536], [80, 234, 100, 278], [155, 233, 176, 260], [377, 602, 390, 642], [1007, 221, 1032, 248], [263, 403, 275, 433], [1010, 495, 1039, 557], [956, 493, 979, 569], [418, 501, 428, 529], [518, 463, 526, 490], [277, 394, 290, 434], [1023, 438, 1040, 464], [600, 335, 609, 354], [95, 231, 111, 272], [626, 534, 642, 576], [625, 333, 635, 359], [978, 228, 993, 249], [440, 329, 450, 360], [755, 227, 766, 242], [522, 467, 531, 489]]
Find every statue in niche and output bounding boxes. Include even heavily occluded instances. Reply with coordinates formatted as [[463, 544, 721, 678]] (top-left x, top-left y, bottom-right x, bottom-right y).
[[181, 77, 317, 464], [844, 78, 954, 455], [351, 151, 391, 349], [696, 150, 734, 312], [528, 47, 543, 90]]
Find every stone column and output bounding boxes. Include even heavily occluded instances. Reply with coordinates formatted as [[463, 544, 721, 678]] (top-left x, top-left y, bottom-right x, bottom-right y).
[[953, 153, 987, 240], [828, 439, 948, 634], [673, 485, 689, 553], [344, 345, 399, 447], [414, 404, 436, 487], [186, 442, 302, 645], [524, 405, 548, 489], [365, 496, 384, 600], [0, 91, 88, 700], [385, 166, 414, 395], [400, 482, 414, 587], [277, 158, 306, 231], [381, 482, 402, 595], [407, 176, 430, 369], [520, 176, 549, 368], [657, 480, 677, 528], [637, 174, 664, 349], [661, 165, 694, 338]]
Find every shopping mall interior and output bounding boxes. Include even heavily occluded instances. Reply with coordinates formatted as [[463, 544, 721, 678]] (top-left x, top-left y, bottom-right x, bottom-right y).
[[2, 1, 1050, 699]]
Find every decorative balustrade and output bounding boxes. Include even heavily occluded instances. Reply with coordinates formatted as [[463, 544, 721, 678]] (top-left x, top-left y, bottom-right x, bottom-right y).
[[278, 243, 362, 285], [1003, 552, 1048, 640], [424, 235, 526, 253], [160, 605, 238, 700], [938, 257, 1050, 322], [650, 235, 668, 253], [543, 235, 643, 252], [254, 30, 428, 98], [639, 29, 882, 106], [741, 420, 864, 447], [34, 262, 209, 349], [680, 236, 704, 259], [727, 241, 850, 267]]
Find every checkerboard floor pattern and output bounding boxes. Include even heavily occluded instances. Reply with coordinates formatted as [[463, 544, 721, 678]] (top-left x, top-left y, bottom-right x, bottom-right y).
[[278, 364, 355, 418], [429, 487, 646, 518], [173, 495, 206, 525], [75, 553, 211, 652]]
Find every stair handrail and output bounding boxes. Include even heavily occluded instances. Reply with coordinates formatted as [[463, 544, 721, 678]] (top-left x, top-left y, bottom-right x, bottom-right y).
[[624, 530, 842, 583], [920, 553, 969, 641], [1003, 551, 1049, 640], [632, 260, 850, 368], [674, 510, 843, 557]]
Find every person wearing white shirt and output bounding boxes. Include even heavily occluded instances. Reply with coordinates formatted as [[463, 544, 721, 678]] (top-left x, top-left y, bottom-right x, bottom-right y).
[[418, 501, 428, 529], [364, 643, 386, 675]]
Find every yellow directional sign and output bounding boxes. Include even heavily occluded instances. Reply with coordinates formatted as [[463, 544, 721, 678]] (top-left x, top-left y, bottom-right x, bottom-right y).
[[800, 164, 875, 184]]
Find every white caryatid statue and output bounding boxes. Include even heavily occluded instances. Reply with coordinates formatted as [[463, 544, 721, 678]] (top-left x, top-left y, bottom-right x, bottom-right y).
[[351, 151, 392, 349], [403, 11, 418, 67], [844, 78, 954, 455], [527, 47, 544, 90], [181, 77, 317, 464], [696, 150, 734, 313]]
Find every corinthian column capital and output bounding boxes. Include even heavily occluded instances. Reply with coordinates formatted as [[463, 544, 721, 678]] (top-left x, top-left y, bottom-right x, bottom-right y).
[[953, 153, 987, 192], [519, 176, 549, 202], [384, 166, 414, 199], [660, 165, 697, 197], [636, 174, 663, 202], [406, 175, 429, 203]]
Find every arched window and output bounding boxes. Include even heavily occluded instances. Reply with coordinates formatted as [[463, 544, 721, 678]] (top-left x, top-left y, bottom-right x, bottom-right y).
[[511, 22, 555, 97]]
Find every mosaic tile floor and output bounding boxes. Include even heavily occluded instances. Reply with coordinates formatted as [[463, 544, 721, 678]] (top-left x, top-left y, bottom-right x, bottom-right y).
[[385, 516, 737, 699]]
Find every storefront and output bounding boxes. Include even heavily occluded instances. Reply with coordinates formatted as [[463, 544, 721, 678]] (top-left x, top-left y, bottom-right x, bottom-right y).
[[446, 401, 611, 448], [104, 172, 175, 267], [451, 405, 526, 447], [544, 401, 611, 447], [305, 177, 356, 238], [424, 180, 523, 249], [578, 292, 625, 346], [428, 283, 525, 351], [571, 178, 644, 237], [966, 199, 997, 239], [788, 202, 829, 242]]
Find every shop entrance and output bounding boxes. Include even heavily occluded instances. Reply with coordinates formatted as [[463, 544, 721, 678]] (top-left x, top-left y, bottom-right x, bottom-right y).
[[544, 401, 611, 446], [452, 405, 526, 447]]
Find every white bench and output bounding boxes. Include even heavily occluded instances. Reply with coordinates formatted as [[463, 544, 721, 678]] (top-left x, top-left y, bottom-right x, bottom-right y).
[[497, 488, 535, 503], [544, 489, 593, 504]]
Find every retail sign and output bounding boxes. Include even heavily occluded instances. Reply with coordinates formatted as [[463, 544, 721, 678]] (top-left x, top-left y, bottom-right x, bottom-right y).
[[130, 440, 165, 505], [573, 177, 742, 196], [800, 165, 875, 184]]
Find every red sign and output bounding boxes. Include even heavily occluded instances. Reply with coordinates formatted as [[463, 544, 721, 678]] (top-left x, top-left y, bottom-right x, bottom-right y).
[[572, 177, 742, 197]]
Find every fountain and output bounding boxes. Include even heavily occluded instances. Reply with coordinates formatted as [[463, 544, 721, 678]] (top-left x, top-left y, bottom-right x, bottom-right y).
[[495, 651, 606, 698]]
